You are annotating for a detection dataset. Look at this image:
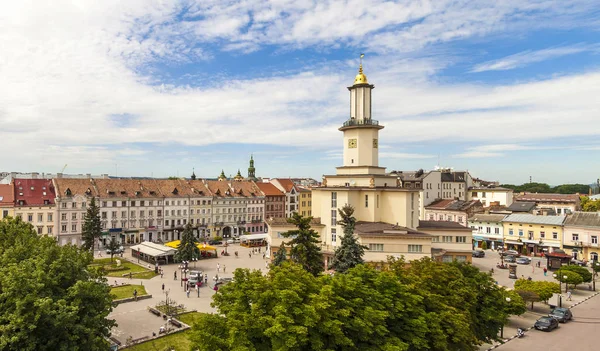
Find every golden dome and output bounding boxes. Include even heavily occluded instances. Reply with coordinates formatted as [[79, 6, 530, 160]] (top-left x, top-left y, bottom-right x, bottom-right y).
[[353, 55, 368, 85]]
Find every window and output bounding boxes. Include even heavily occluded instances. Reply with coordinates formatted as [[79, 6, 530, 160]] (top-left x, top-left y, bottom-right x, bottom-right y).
[[140, 201, 145, 207], [331, 209, 337, 226], [540, 231, 545, 238], [47, 226, 53, 234], [140, 211, 145, 218], [456, 255, 467, 262], [369, 243, 384, 251], [112, 201, 117, 207], [102, 201, 107, 207], [442, 236, 452, 243], [482, 192, 486, 198], [528, 231, 534, 240], [157, 210, 162, 217], [429, 214, 434, 220], [365, 195, 369, 207], [486, 227, 491, 234], [442, 255, 453, 263], [518, 229, 523, 236], [61, 225, 67, 232], [432, 236, 440, 242], [130, 211, 135, 218], [572, 233, 579, 241], [592, 236, 598, 244], [331, 192, 337, 208], [494, 227, 500, 234], [458, 216, 463, 223], [149, 210, 154, 217], [122, 201, 127, 207], [72, 202, 77, 208], [27, 214, 33, 222], [112, 211, 117, 218], [72, 213, 77, 220], [552, 232, 558, 239], [331, 228, 337, 243], [71, 224, 77, 232], [456, 236, 467, 243], [81, 202, 86, 208], [61, 213, 67, 221], [101, 212, 107, 219], [37, 214, 43, 222], [37, 227, 43, 234], [509, 228, 514, 236], [408, 245, 422, 253]]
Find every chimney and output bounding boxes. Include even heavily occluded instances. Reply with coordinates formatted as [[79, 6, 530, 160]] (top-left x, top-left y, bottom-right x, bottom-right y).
[[86, 173, 91, 178], [31, 172, 39, 179], [57, 173, 63, 178]]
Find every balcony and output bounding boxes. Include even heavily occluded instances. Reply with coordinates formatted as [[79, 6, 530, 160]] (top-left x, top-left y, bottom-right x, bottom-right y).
[[340, 118, 379, 128], [237, 220, 246, 225]]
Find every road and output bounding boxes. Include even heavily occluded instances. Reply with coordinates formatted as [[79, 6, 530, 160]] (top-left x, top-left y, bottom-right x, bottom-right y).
[[496, 292, 600, 351]]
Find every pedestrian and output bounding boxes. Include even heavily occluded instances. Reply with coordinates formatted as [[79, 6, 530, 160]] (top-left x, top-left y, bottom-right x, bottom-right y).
[[174, 271, 177, 280], [258, 247, 261, 253], [217, 263, 221, 273], [197, 285, 200, 298], [133, 289, 138, 301], [204, 273, 208, 285], [543, 267, 547, 276], [265, 261, 269, 269], [567, 291, 572, 301], [162, 283, 165, 291], [262, 253, 265, 259], [186, 289, 190, 298], [223, 264, 226, 273], [161, 271, 164, 279], [249, 252, 251, 259]]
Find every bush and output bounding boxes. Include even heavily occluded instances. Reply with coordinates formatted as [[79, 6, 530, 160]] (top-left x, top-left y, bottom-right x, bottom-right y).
[[481, 241, 488, 250]]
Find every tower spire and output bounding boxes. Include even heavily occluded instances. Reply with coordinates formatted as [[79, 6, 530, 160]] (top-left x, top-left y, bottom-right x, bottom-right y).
[[353, 53, 368, 85], [248, 154, 257, 181]]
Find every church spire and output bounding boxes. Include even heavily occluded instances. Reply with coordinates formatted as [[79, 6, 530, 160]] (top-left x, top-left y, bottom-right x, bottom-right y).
[[247, 154, 257, 181], [218, 169, 227, 181], [191, 167, 196, 180]]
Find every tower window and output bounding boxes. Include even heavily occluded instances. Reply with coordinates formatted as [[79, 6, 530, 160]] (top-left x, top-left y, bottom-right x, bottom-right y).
[[365, 195, 369, 208]]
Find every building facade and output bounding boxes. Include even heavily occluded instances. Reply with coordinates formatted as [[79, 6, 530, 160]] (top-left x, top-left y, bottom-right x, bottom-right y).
[[502, 213, 566, 255], [562, 212, 600, 261], [514, 193, 581, 215], [417, 221, 473, 263], [468, 213, 506, 249], [53, 178, 97, 246], [270, 178, 299, 217], [424, 199, 483, 227], [13, 179, 56, 237], [468, 187, 514, 207], [298, 186, 312, 217], [256, 182, 286, 220], [0, 183, 15, 219]]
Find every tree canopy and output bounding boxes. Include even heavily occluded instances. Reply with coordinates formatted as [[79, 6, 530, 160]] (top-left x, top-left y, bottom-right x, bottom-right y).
[[580, 196, 600, 212], [329, 205, 367, 273], [500, 182, 590, 194], [554, 269, 583, 288], [514, 279, 560, 303], [81, 197, 102, 251], [106, 237, 120, 263], [174, 223, 200, 262], [0, 217, 115, 350], [280, 213, 324, 276], [189, 258, 525, 351], [560, 265, 592, 283], [271, 243, 287, 267]]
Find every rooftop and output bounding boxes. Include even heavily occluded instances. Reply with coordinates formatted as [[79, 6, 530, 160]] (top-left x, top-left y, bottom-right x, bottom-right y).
[[426, 199, 482, 211], [501, 213, 566, 226], [54, 178, 97, 197], [515, 193, 580, 203], [355, 221, 432, 237], [507, 202, 537, 212], [13, 179, 56, 206], [564, 211, 600, 228], [0, 184, 14, 207], [417, 220, 471, 230], [468, 214, 507, 222], [256, 182, 285, 197]]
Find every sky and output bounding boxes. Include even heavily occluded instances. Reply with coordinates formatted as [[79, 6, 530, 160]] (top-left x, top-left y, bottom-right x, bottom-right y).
[[1, 0, 599, 185]]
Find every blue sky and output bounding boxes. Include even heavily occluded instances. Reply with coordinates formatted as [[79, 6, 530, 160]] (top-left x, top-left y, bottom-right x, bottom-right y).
[[1, 0, 599, 185]]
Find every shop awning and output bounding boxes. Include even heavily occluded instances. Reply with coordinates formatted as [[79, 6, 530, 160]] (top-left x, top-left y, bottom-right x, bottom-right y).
[[164, 240, 217, 251], [239, 233, 269, 241], [130, 242, 176, 257]]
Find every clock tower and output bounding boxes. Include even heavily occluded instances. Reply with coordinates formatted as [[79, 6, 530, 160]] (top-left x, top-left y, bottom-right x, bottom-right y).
[[338, 56, 385, 176]]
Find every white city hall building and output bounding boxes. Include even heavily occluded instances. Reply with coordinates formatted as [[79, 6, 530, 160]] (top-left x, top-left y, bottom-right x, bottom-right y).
[[269, 60, 437, 267]]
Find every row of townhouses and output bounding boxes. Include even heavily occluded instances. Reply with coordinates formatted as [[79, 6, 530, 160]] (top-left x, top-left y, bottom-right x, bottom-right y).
[[0, 170, 307, 247]]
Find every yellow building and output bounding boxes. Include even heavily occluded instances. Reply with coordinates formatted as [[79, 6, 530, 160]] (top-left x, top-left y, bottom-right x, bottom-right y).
[[269, 58, 429, 267], [298, 186, 312, 217], [501, 213, 566, 255]]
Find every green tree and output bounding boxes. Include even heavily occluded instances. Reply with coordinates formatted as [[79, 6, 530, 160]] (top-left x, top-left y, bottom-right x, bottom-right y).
[[81, 197, 102, 251], [481, 241, 488, 250], [281, 213, 324, 276], [561, 265, 592, 283], [555, 269, 583, 289], [552, 184, 590, 194], [174, 223, 200, 262], [271, 243, 287, 267], [504, 289, 527, 315], [106, 237, 120, 263], [329, 205, 367, 273], [515, 289, 540, 310], [0, 217, 115, 350], [514, 279, 560, 302], [581, 196, 600, 212], [188, 313, 229, 351]]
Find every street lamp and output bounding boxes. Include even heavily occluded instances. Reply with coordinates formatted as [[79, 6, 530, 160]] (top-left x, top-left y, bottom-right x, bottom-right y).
[[179, 260, 189, 291], [553, 273, 560, 292], [593, 261, 599, 292], [564, 275, 568, 294], [501, 297, 511, 339]]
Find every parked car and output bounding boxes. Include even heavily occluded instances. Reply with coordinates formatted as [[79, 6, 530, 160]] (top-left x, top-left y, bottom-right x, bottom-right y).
[[504, 255, 517, 263], [516, 257, 531, 265], [534, 316, 559, 331], [570, 259, 587, 267], [549, 307, 573, 323], [208, 240, 223, 245], [187, 271, 204, 287], [501, 250, 521, 257], [472, 250, 485, 258], [106, 246, 124, 255]]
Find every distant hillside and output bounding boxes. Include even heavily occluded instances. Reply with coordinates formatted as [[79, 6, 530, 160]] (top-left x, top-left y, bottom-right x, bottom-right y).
[[500, 182, 590, 194]]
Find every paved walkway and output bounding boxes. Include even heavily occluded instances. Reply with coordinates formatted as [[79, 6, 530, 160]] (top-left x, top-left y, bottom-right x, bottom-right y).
[[104, 243, 269, 343]]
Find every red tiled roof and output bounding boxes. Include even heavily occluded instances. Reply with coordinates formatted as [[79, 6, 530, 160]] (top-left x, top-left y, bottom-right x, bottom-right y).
[[425, 199, 455, 209], [54, 178, 97, 197], [230, 181, 263, 197], [0, 184, 15, 207], [205, 180, 241, 198], [187, 180, 213, 197], [13, 179, 56, 206], [256, 182, 285, 197], [275, 178, 296, 192]]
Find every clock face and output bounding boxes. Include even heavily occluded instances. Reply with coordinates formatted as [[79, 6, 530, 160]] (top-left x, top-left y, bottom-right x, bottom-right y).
[[373, 138, 378, 148], [348, 138, 357, 148]]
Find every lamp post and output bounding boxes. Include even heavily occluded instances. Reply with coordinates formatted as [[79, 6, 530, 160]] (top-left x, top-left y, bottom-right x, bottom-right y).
[[179, 260, 189, 290], [563, 275, 568, 293], [553, 273, 560, 292], [593, 261, 599, 292], [501, 296, 511, 339]]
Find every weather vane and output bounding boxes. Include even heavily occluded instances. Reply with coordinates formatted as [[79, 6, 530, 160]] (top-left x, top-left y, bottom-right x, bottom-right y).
[[359, 53, 365, 73]]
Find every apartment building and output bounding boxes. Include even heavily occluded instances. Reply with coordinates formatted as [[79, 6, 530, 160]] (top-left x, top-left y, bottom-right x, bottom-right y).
[[468, 187, 514, 207], [298, 186, 312, 217], [54, 178, 97, 246], [270, 178, 299, 217], [187, 179, 213, 239], [502, 213, 566, 256], [13, 179, 56, 237], [424, 199, 483, 227], [468, 213, 506, 250], [563, 212, 600, 261], [514, 193, 581, 215], [417, 221, 473, 263], [256, 182, 286, 220]]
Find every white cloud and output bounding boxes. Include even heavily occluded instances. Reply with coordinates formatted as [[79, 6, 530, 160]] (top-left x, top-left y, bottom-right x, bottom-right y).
[[380, 152, 436, 159], [471, 44, 600, 72]]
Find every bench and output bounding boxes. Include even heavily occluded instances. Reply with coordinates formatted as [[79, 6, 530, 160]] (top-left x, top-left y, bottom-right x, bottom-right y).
[[148, 307, 161, 316], [170, 319, 182, 328]]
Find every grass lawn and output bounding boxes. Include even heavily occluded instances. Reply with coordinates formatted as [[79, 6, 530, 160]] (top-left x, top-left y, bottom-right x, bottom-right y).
[[90, 258, 157, 279], [126, 331, 192, 351], [110, 285, 147, 300], [176, 312, 203, 326]]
